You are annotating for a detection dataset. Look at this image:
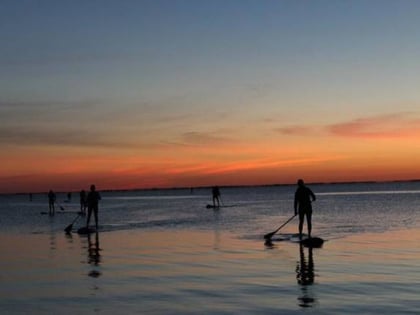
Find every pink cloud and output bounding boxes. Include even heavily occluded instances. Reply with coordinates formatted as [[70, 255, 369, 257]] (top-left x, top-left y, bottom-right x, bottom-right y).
[[329, 113, 420, 139], [276, 112, 420, 140], [276, 125, 318, 136]]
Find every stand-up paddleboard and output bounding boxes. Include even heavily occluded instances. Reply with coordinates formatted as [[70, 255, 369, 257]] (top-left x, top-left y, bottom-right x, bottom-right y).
[[205, 204, 236, 209], [300, 237, 324, 248], [77, 227, 97, 235], [41, 211, 85, 215], [269, 233, 324, 248], [41, 211, 67, 215], [206, 204, 220, 209]]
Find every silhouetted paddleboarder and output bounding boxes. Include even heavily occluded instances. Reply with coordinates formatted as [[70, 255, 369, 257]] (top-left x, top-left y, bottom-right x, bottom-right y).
[[294, 179, 316, 239], [86, 184, 101, 230], [48, 190, 56, 215], [212, 186, 221, 208]]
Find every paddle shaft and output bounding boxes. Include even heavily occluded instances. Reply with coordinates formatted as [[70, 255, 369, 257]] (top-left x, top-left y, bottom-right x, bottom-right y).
[[264, 214, 297, 239], [64, 214, 80, 233]]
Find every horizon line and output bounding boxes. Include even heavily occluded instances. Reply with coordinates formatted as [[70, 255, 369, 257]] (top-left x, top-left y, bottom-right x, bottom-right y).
[[5, 178, 420, 196]]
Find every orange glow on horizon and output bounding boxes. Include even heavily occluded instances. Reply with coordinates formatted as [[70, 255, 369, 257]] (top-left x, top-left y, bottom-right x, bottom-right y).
[[2, 115, 420, 194]]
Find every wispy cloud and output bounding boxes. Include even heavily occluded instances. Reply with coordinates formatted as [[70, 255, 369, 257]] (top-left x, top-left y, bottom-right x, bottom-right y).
[[181, 131, 232, 145], [0, 126, 133, 148], [276, 112, 420, 140], [328, 113, 420, 139], [202, 156, 345, 175], [0, 99, 104, 124], [276, 125, 319, 136], [0, 52, 143, 68], [159, 131, 236, 148]]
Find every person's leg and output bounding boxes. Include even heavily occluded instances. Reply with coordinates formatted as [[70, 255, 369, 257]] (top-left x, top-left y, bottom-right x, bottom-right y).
[[307, 211, 312, 238], [94, 205, 98, 229], [298, 210, 304, 238], [86, 206, 92, 228]]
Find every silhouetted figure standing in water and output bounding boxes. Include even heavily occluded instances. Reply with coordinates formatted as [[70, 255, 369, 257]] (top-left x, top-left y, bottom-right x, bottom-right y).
[[67, 192, 72, 201], [80, 189, 87, 214], [86, 185, 101, 230], [212, 186, 221, 207], [48, 190, 56, 215], [294, 179, 316, 238]]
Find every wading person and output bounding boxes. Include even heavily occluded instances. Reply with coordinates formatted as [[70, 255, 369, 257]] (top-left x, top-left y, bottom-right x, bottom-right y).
[[86, 185, 101, 230], [48, 190, 56, 215], [294, 179, 316, 239], [212, 186, 221, 207]]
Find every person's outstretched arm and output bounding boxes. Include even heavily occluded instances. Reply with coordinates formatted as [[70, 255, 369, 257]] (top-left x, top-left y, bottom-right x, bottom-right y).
[[310, 189, 316, 202]]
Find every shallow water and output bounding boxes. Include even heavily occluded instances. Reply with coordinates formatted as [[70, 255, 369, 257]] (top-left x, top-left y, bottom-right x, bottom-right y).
[[1, 182, 420, 314]]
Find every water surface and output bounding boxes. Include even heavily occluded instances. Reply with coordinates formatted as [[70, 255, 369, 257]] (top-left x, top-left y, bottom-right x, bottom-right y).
[[1, 182, 420, 314]]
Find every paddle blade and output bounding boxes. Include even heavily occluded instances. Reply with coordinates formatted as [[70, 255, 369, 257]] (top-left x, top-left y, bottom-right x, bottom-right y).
[[263, 214, 297, 240], [264, 231, 275, 240], [64, 224, 73, 233]]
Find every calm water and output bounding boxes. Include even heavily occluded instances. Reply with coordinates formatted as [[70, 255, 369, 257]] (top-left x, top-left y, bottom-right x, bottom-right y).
[[1, 182, 420, 314]]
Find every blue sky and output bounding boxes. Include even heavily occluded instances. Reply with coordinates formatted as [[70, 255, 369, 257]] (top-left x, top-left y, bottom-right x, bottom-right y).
[[3, 0, 420, 105], [2, 0, 420, 192]]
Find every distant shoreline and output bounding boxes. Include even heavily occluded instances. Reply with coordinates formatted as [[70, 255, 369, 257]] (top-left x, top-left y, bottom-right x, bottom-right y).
[[4, 178, 420, 196]]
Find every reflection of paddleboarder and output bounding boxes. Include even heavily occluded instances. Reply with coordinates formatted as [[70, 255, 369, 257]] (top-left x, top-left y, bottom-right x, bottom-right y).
[[80, 189, 87, 214], [296, 244, 314, 285], [212, 186, 221, 207], [86, 185, 101, 230], [88, 232, 101, 266], [296, 244, 316, 307]]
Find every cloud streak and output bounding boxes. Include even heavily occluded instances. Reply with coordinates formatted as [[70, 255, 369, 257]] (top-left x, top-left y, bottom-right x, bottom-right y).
[[276, 125, 319, 136], [0, 126, 135, 149], [329, 113, 420, 139], [276, 112, 420, 140]]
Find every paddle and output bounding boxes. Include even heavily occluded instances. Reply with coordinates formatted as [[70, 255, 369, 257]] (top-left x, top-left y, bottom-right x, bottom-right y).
[[64, 214, 80, 233], [264, 214, 297, 240], [219, 196, 225, 207]]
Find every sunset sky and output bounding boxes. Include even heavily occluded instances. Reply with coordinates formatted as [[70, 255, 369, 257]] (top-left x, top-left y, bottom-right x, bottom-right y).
[[2, 0, 420, 193]]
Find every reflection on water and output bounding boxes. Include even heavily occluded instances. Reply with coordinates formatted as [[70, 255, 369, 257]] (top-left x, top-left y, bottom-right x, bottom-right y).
[[296, 244, 316, 308], [87, 232, 102, 278], [65, 232, 74, 243], [48, 222, 56, 255], [49, 232, 56, 251], [213, 210, 221, 250]]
